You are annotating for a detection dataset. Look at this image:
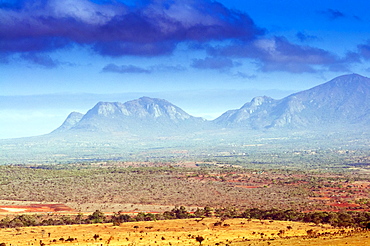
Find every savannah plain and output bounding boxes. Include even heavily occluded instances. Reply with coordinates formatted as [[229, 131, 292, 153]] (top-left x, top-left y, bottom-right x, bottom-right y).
[[0, 132, 370, 245], [0, 156, 369, 245], [0, 217, 369, 246]]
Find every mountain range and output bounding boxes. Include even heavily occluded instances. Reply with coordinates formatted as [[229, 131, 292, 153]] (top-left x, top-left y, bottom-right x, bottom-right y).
[[52, 96, 206, 136], [214, 73, 370, 129], [51, 74, 370, 136]]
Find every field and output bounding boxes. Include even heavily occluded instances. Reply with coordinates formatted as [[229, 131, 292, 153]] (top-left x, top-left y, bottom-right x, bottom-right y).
[[0, 218, 369, 246]]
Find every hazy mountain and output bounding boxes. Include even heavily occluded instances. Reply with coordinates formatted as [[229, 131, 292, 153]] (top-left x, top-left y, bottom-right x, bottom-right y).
[[214, 74, 370, 129], [52, 96, 206, 136], [2, 74, 370, 165], [52, 74, 370, 137]]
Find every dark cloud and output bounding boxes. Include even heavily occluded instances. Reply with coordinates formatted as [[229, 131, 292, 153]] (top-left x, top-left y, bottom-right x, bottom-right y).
[[20, 53, 60, 68], [296, 32, 318, 42], [234, 72, 256, 79], [324, 52, 361, 73], [191, 57, 240, 71], [343, 51, 361, 63], [207, 36, 355, 73], [93, 41, 177, 57], [358, 42, 370, 60], [320, 8, 346, 20], [102, 64, 151, 74], [0, 0, 263, 58]]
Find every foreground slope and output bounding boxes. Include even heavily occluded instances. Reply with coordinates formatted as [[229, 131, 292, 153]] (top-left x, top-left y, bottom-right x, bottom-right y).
[[0, 218, 368, 246], [214, 74, 370, 129]]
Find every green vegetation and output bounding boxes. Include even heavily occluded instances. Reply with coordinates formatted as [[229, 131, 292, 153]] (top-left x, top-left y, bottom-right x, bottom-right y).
[[0, 164, 369, 212], [0, 129, 369, 234], [1, 207, 369, 229]]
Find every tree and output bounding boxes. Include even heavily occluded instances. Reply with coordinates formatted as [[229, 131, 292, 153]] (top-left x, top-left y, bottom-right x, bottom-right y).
[[195, 236, 205, 245], [74, 213, 83, 224], [172, 206, 190, 219], [204, 206, 213, 217], [88, 210, 106, 223]]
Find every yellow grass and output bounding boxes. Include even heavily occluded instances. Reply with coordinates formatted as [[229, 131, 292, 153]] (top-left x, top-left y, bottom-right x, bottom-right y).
[[0, 218, 368, 246]]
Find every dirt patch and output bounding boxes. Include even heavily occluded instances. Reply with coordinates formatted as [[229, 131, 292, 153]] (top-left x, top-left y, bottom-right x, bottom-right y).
[[0, 204, 74, 213]]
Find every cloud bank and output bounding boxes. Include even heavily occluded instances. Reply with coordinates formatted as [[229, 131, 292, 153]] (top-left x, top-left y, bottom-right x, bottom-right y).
[[207, 36, 358, 73], [0, 0, 365, 74], [191, 57, 240, 71], [0, 0, 263, 57]]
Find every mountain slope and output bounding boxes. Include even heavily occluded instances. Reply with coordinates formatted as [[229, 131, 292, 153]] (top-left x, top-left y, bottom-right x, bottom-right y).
[[53, 97, 206, 136], [52, 112, 85, 133], [214, 74, 370, 129]]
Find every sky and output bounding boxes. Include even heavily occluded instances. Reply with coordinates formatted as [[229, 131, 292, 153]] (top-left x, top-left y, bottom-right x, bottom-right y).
[[1, 0, 370, 139]]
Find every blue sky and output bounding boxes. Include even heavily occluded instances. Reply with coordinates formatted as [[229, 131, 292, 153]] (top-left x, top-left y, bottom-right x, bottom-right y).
[[1, 0, 370, 139]]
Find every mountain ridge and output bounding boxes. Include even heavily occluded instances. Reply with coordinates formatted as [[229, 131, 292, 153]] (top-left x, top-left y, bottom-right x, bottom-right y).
[[53, 96, 206, 136], [214, 73, 370, 129], [51, 73, 370, 136]]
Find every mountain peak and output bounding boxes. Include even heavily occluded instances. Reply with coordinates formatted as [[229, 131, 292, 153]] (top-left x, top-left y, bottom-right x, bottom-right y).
[[122, 96, 192, 120], [326, 73, 370, 87], [53, 97, 204, 135], [51, 111, 84, 133], [91, 102, 124, 117], [214, 74, 370, 129]]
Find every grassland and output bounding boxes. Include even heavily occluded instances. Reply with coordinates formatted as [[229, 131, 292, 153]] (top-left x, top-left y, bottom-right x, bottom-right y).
[[1, 218, 369, 246], [0, 129, 369, 245]]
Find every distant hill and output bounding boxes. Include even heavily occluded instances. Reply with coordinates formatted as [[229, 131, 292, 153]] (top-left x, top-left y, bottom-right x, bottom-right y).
[[51, 74, 370, 137], [52, 96, 206, 136], [2, 74, 370, 165], [213, 74, 370, 129]]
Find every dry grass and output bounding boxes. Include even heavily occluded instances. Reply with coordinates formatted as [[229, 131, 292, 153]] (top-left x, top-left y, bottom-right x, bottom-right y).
[[233, 233, 370, 246], [0, 218, 368, 246]]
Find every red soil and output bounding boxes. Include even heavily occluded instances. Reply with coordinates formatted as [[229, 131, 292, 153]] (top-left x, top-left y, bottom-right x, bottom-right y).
[[235, 185, 260, 189], [308, 197, 331, 200]]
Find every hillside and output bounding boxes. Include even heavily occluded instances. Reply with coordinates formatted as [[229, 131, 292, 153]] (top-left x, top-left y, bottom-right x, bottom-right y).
[[51, 96, 206, 137], [214, 74, 370, 129]]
